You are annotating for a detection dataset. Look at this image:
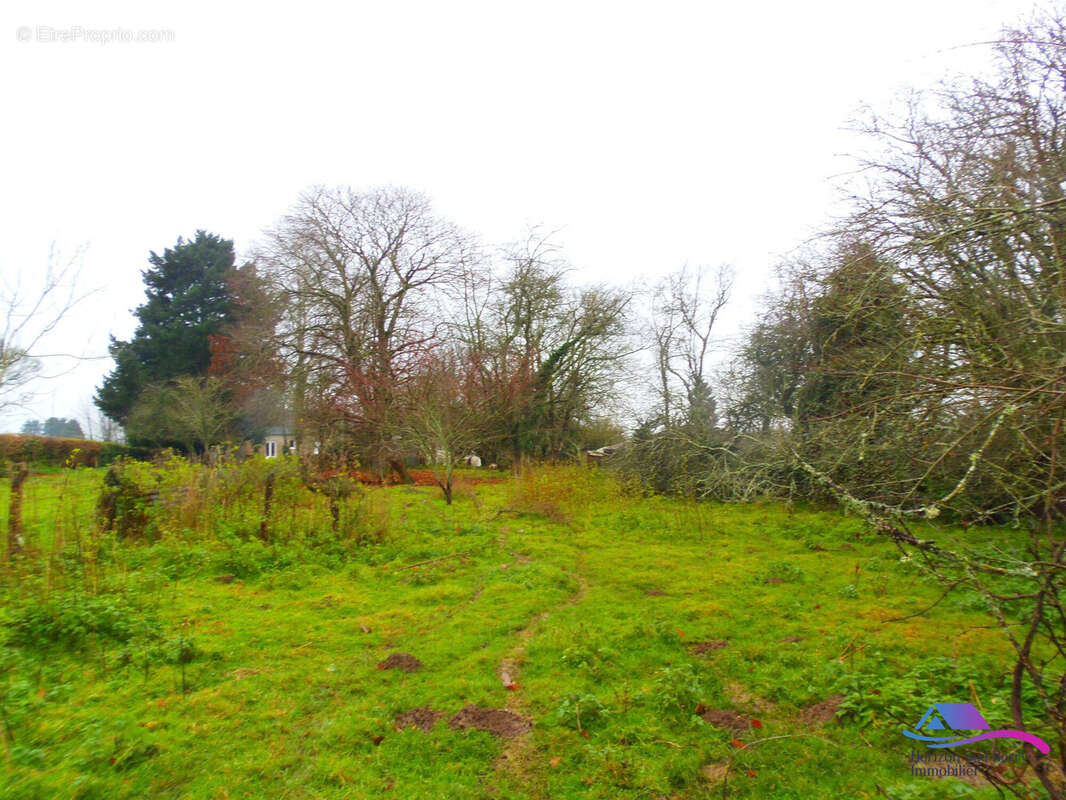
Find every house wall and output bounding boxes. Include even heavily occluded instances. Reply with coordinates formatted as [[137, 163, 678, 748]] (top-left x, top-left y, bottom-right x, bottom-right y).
[[260, 434, 296, 458]]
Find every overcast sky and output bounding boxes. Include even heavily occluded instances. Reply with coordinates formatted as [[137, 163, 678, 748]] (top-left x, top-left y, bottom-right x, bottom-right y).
[[0, 0, 1033, 433]]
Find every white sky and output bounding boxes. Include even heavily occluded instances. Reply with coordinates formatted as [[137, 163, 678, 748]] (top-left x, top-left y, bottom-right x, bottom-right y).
[[0, 0, 1032, 433]]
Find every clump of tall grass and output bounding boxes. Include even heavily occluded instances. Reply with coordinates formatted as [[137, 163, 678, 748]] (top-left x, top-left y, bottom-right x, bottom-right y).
[[506, 464, 622, 526]]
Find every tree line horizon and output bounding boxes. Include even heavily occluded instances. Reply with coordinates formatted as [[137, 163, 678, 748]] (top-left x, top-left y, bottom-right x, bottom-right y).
[[91, 9, 1066, 521]]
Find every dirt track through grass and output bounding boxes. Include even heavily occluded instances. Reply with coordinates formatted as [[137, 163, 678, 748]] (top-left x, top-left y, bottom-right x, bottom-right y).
[[493, 555, 590, 797]]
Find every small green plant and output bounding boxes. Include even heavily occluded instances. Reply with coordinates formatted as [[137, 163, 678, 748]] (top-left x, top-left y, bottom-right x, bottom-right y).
[[759, 560, 805, 583], [168, 632, 200, 694], [555, 692, 607, 732], [651, 664, 704, 715], [560, 640, 619, 679]]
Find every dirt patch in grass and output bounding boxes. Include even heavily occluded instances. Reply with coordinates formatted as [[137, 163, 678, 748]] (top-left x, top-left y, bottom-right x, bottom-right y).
[[228, 667, 263, 681], [764, 577, 786, 585], [697, 708, 751, 735], [689, 639, 729, 654], [395, 707, 444, 732], [644, 589, 667, 596], [781, 635, 805, 643], [702, 762, 731, 784], [724, 682, 775, 714], [798, 695, 843, 725], [377, 652, 424, 673], [449, 706, 531, 738]]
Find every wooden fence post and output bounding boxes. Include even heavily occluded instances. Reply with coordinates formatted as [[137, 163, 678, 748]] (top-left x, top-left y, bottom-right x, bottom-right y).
[[7, 463, 29, 558]]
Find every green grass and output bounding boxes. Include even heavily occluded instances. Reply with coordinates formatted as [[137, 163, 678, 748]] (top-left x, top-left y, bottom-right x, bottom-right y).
[[0, 464, 1041, 799]]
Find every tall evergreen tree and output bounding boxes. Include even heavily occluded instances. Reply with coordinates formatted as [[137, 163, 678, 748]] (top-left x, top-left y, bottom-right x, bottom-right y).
[[95, 232, 238, 423]]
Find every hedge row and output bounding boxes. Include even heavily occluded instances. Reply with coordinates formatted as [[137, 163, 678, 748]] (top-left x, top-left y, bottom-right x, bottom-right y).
[[0, 435, 150, 468]]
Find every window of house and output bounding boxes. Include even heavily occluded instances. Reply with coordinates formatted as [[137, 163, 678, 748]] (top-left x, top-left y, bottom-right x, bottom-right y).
[[266, 441, 276, 458]]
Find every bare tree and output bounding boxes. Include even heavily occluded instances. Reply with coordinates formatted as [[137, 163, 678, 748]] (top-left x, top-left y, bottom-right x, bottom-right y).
[[258, 186, 478, 477], [647, 264, 733, 429], [717, 14, 1066, 796], [456, 230, 632, 466], [391, 347, 486, 504], [1, 245, 88, 412]]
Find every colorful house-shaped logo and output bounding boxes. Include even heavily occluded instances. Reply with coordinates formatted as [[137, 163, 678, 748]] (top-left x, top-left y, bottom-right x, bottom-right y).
[[910, 702, 990, 735], [902, 701, 1049, 753]]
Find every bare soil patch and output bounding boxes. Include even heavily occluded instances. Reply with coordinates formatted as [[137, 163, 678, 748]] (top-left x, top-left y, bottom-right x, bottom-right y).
[[798, 695, 844, 725], [449, 706, 532, 738], [376, 652, 424, 673], [697, 708, 751, 735], [702, 762, 731, 784], [689, 639, 729, 654], [395, 707, 444, 732], [724, 682, 775, 714]]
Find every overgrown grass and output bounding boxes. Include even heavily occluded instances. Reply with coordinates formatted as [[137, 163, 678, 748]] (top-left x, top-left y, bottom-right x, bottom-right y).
[[0, 461, 1046, 799]]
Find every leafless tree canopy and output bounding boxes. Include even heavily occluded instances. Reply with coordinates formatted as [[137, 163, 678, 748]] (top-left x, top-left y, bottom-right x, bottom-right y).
[[1, 245, 87, 412], [258, 186, 478, 468]]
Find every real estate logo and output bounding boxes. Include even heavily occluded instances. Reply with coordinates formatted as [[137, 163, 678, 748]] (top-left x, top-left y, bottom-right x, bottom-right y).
[[902, 702, 1049, 754]]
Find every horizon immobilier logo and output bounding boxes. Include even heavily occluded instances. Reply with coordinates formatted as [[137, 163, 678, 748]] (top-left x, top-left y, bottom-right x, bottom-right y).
[[902, 702, 1049, 753]]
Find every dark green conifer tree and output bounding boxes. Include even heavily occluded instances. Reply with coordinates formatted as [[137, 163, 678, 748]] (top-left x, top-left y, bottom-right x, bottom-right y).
[[95, 231, 237, 424]]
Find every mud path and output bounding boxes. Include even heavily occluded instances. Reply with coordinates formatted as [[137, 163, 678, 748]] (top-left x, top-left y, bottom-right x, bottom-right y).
[[491, 558, 589, 798]]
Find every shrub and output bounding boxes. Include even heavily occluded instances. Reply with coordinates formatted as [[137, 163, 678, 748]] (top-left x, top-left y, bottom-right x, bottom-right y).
[[97, 454, 202, 538], [0, 434, 147, 468]]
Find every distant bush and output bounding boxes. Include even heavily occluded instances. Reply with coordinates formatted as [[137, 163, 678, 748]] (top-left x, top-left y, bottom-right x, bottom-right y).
[[0, 434, 149, 468]]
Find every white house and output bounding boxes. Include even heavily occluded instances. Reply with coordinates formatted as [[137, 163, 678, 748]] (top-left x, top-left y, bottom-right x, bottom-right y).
[[260, 426, 297, 458]]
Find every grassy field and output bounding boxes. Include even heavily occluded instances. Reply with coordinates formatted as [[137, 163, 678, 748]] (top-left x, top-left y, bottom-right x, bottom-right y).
[[0, 462, 1043, 799]]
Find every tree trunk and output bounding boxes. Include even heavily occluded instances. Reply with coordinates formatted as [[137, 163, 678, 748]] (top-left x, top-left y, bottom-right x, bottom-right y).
[[388, 457, 415, 485]]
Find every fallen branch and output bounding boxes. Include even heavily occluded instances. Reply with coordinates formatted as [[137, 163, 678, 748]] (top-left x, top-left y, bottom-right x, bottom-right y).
[[396, 552, 469, 570]]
